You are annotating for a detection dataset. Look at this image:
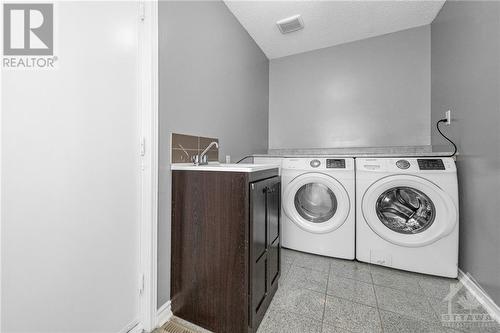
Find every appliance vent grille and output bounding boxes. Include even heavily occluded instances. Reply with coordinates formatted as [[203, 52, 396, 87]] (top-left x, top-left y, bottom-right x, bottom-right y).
[[277, 15, 304, 34]]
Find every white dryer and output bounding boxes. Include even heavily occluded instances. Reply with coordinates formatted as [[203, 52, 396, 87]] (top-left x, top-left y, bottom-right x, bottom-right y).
[[356, 157, 459, 277], [281, 158, 355, 259]]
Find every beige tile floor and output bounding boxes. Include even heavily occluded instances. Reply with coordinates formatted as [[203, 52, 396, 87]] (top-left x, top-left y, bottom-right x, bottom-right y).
[[156, 248, 500, 333]]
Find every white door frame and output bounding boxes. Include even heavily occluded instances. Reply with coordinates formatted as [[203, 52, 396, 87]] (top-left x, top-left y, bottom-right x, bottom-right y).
[[138, 1, 160, 332]]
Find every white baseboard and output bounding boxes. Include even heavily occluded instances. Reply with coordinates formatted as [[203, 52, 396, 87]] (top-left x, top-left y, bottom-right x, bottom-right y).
[[458, 269, 500, 323], [118, 301, 172, 333], [157, 300, 173, 328], [120, 320, 142, 333]]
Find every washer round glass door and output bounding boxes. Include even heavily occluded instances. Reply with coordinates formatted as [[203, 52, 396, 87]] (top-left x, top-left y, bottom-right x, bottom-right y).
[[376, 187, 435, 234], [284, 173, 350, 234], [361, 175, 457, 247]]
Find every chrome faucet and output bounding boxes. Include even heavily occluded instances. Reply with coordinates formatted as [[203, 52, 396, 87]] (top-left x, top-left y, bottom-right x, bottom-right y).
[[193, 141, 219, 165]]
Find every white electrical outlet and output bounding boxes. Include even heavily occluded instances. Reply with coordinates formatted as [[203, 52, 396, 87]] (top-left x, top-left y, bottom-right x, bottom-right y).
[[445, 110, 451, 125]]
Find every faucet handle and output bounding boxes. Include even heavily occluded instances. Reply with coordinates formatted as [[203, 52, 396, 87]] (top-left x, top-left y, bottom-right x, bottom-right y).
[[192, 155, 199, 165]]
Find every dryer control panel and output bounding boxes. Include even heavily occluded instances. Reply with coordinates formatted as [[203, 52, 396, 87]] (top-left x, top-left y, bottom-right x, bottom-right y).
[[326, 159, 346, 168], [282, 157, 354, 171]]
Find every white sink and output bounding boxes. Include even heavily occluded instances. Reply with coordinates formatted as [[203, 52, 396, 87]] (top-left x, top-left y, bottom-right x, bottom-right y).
[[171, 163, 279, 173]]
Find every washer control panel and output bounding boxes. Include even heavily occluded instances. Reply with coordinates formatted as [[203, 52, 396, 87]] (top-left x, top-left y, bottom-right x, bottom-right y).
[[326, 159, 346, 169], [396, 159, 410, 169], [356, 158, 455, 172], [417, 159, 445, 170], [310, 159, 321, 168]]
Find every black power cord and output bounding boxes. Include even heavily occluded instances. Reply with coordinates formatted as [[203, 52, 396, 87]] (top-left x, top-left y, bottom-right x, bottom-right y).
[[436, 119, 457, 157], [236, 155, 253, 164]]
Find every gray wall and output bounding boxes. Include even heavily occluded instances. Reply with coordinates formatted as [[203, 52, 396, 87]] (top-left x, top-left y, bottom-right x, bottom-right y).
[[431, 1, 500, 304], [269, 25, 431, 149], [158, 1, 269, 307]]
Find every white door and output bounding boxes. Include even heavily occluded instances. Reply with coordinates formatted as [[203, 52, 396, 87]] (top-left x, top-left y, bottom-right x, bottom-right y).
[[283, 173, 351, 234], [361, 175, 457, 247], [2, 2, 141, 332]]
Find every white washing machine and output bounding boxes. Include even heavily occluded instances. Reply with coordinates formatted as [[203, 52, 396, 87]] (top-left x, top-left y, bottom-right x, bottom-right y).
[[356, 157, 459, 277], [281, 157, 355, 259]]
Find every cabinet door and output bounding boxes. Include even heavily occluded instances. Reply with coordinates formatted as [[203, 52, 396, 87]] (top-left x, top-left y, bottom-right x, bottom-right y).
[[268, 239, 280, 287], [251, 255, 267, 315], [267, 180, 280, 245], [251, 181, 267, 260], [267, 178, 281, 290]]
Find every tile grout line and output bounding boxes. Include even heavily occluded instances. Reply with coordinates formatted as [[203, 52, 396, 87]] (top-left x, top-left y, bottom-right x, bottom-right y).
[[320, 262, 358, 333], [373, 293, 443, 325], [370, 292, 463, 328], [370, 282, 428, 297], [321, 262, 331, 322], [321, 296, 380, 332], [329, 270, 372, 284], [424, 291, 457, 324], [370, 269, 385, 333], [375, 307, 444, 327], [373, 281, 449, 325], [324, 293, 380, 310], [416, 280, 443, 324]]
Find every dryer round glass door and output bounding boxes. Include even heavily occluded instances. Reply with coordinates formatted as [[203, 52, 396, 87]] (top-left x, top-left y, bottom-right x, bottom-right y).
[[284, 173, 350, 234], [361, 175, 457, 247], [294, 183, 338, 223]]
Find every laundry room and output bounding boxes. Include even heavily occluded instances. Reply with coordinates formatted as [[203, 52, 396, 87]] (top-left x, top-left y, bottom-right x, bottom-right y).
[[160, 1, 500, 332], [2, 1, 499, 333]]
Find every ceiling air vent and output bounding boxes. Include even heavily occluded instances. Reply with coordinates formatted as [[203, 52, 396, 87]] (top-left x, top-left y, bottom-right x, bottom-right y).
[[276, 15, 304, 34]]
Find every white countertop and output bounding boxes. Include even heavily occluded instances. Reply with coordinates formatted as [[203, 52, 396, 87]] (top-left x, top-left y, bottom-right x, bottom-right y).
[[253, 151, 455, 158], [171, 163, 280, 173], [253, 146, 456, 158]]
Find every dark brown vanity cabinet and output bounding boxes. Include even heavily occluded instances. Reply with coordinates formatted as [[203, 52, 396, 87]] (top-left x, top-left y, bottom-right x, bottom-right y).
[[171, 168, 280, 333]]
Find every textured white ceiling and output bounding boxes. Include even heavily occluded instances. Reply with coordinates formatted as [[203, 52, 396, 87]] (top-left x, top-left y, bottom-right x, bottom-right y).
[[224, 0, 445, 59]]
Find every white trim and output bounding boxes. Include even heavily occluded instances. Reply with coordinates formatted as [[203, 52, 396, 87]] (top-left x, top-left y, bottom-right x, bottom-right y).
[[119, 320, 143, 333], [157, 301, 173, 328], [458, 269, 500, 324], [138, 1, 159, 332]]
